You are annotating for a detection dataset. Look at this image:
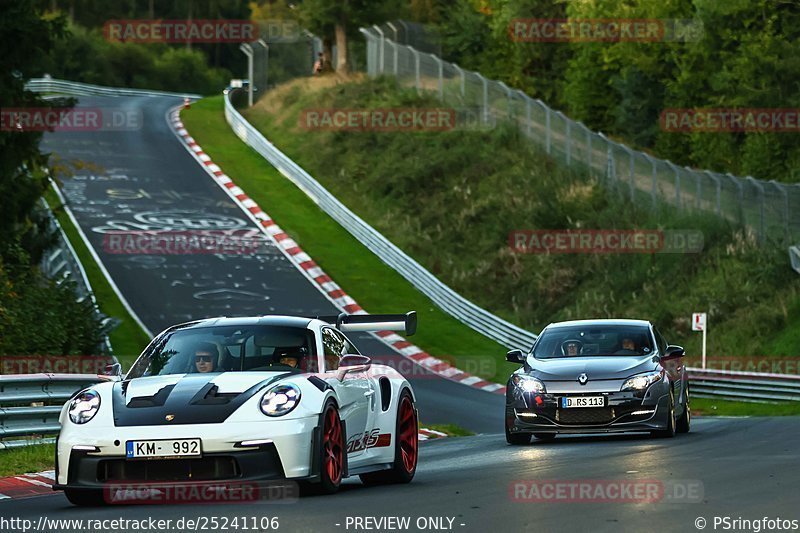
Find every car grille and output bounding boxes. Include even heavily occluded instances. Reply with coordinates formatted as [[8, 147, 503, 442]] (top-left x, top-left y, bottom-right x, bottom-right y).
[[557, 408, 615, 425], [98, 456, 240, 482]]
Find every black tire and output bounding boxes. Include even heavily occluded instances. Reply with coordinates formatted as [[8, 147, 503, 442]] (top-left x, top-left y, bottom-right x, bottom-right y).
[[533, 433, 556, 441], [304, 400, 345, 495], [651, 388, 676, 438], [64, 489, 105, 506], [676, 384, 691, 434], [360, 390, 418, 486], [505, 422, 531, 445]]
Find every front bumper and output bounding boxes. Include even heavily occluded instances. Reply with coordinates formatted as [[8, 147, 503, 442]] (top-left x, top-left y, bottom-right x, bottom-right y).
[[55, 416, 319, 489], [506, 386, 671, 434]]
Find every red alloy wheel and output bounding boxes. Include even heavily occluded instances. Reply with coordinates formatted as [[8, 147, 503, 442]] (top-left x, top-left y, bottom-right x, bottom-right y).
[[323, 408, 343, 484], [397, 396, 418, 473]]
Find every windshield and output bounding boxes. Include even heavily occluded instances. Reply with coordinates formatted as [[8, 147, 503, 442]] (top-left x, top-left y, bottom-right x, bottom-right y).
[[532, 325, 654, 359], [127, 325, 317, 378]]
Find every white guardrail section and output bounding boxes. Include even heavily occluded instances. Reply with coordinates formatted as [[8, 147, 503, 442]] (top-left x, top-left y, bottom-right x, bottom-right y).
[[26, 77, 201, 99], [0, 374, 108, 449], [223, 89, 539, 350], [686, 368, 800, 403]]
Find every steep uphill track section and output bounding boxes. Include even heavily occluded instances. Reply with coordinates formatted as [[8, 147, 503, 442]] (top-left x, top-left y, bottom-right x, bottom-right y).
[[39, 90, 502, 432]]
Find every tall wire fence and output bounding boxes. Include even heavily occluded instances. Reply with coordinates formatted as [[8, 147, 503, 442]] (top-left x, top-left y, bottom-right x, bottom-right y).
[[362, 24, 800, 245]]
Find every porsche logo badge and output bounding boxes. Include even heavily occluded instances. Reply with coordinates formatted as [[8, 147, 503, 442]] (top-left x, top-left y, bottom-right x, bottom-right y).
[[578, 373, 589, 385], [165, 414, 175, 421]]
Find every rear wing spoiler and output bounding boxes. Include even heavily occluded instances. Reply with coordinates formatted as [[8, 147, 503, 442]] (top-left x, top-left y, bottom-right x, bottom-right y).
[[313, 312, 417, 336]]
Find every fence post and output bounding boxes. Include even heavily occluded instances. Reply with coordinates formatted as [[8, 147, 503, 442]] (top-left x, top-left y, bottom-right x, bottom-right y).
[[545, 105, 552, 155], [497, 81, 513, 122], [431, 53, 443, 101], [769, 180, 790, 243], [481, 74, 489, 126], [626, 147, 635, 201], [746, 176, 766, 243], [600, 133, 614, 183], [726, 173, 745, 226], [586, 126, 592, 173], [668, 162, 681, 209], [704, 170, 721, 215], [373, 25, 385, 74], [453, 64, 465, 97], [525, 93, 532, 137], [409, 46, 420, 93], [565, 116, 572, 165], [386, 21, 398, 43], [649, 156, 658, 209]]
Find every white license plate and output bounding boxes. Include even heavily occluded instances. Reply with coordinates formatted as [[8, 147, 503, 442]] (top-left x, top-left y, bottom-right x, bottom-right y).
[[561, 396, 605, 408], [126, 439, 201, 459]]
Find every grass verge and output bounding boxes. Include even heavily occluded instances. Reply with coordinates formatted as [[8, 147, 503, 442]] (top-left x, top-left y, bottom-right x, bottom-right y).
[[692, 398, 800, 417], [181, 96, 508, 382], [0, 443, 54, 477], [44, 187, 150, 367]]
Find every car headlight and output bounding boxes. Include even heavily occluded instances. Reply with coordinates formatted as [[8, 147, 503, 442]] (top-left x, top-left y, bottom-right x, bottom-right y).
[[68, 389, 101, 424], [621, 371, 662, 391], [260, 384, 301, 417], [511, 375, 546, 394]]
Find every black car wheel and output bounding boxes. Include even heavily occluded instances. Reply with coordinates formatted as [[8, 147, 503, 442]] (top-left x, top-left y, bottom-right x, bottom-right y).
[[652, 388, 676, 438], [505, 421, 531, 445], [676, 384, 691, 434], [360, 390, 418, 485]]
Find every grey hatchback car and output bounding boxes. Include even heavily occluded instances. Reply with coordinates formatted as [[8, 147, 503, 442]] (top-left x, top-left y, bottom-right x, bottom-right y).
[[504, 319, 690, 444]]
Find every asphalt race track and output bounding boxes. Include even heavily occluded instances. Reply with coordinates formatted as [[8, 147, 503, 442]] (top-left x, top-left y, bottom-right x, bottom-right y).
[[41, 94, 504, 434], [2, 418, 799, 532], [24, 94, 799, 532]]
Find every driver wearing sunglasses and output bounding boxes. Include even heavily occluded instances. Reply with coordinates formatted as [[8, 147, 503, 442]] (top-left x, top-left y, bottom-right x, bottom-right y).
[[193, 342, 219, 373]]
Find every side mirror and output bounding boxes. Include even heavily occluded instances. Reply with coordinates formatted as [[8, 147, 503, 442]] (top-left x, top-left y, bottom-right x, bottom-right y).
[[104, 363, 123, 381], [661, 345, 685, 361], [336, 355, 372, 381], [506, 349, 526, 364]]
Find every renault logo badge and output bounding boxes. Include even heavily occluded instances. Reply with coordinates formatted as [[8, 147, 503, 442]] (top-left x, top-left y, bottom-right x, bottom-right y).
[[165, 414, 175, 421], [578, 373, 589, 385]]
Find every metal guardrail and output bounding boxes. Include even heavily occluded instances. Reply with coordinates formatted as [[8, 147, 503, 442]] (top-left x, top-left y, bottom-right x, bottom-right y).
[[39, 196, 114, 354], [687, 367, 800, 403], [26, 77, 201, 99], [223, 89, 538, 351], [0, 374, 107, 449]]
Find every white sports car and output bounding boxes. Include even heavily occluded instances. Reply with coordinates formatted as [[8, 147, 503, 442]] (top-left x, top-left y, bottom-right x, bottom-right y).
[[55, 313, 419, 505]]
